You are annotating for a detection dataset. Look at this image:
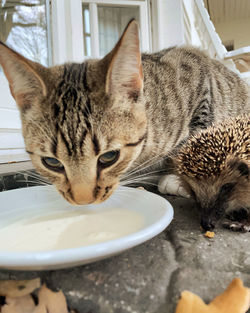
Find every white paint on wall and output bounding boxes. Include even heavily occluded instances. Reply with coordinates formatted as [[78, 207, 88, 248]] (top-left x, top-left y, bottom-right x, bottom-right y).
[[151, 0, 184, 51], [0, 77, 16, 110], [182, 0, 202, 47]]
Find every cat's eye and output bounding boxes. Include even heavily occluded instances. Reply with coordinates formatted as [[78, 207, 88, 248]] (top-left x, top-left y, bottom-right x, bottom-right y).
[[41, 157, 64, 172], [98, 150, 120, 167]]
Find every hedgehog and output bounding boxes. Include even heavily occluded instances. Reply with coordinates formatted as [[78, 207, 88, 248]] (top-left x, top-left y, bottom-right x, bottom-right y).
[[173, 114, 250, 232]]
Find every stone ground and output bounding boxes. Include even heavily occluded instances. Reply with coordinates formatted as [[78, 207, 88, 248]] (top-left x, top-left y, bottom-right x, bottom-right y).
[[0, 193, 250, 313]]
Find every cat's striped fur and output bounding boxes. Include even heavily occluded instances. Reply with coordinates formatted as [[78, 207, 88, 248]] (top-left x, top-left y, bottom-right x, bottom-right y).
[[0, 20, 249, 204]]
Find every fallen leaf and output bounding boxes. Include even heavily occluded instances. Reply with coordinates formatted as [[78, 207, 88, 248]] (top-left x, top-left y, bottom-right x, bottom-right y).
[[209, 278, 250, 313], [33, 303, 47, 313], [0, 280, 74, 312], [175, 291, 208, 313], [175, 278, 250, 313], [36, 284, 68, 313], [0, 279, 41, 298], [205, 231, 215, 238], [2, 295, 35, 313]]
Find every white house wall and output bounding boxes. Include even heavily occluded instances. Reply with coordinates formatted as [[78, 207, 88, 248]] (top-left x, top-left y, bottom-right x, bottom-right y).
[[151, 0, 184, 51]]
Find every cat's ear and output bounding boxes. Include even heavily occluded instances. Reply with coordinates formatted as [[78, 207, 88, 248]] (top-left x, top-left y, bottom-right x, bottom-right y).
[[105, 19, 143, 101], [0, 41, 47, 110]]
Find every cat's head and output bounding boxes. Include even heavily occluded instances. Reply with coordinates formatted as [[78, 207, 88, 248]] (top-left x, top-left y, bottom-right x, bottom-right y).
[[0, 20, 147, 204]]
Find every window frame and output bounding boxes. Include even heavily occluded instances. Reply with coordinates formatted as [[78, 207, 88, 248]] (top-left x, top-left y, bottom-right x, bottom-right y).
[[82, 0, 151, 58], [52, 0, 151, 61]]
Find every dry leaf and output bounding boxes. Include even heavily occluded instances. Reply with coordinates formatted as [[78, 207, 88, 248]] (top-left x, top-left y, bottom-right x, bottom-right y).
[[205, 231, 215, 238], [0, 281, 70, 313], [36, 284, 69, 313], [209, 278, 250, 313], [0, 279, 41, 298], [2, 295, 35, 313], [175, 278, 250, 313], [32, 303, 47, 313]]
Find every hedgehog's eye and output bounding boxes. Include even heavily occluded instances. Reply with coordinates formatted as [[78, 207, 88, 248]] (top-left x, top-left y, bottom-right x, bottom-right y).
[[237, 162, 249, 178], [219, 183, 236, 198]]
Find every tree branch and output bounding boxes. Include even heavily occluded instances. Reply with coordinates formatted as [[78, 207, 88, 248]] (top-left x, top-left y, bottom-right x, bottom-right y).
[[13, 22, 38, 28], [2, 2, 39, 8]]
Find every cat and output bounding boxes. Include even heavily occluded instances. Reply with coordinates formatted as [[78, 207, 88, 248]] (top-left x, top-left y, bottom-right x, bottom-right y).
[[0, 20, 249, 205]]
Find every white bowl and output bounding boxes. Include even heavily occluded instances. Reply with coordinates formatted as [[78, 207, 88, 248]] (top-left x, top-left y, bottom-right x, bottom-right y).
[[0, 185, 173, 270]]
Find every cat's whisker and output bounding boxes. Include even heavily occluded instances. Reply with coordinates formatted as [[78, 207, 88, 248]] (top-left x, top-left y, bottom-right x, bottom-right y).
[[122, 165, 163, 181], [120, 179, 153, 186], [17, 171, 50, 184], [21, 170, 46, 179], [122, 155, 165, 179], [129, 153, 165, 171], [17, 173, 51, 186], [121, 169, 166, 182], [22, 171, 45, 180], [122, 175, 160, 183], [120, 180, 158, 187], [126, 157, 160, 175], [120, 174, 161, 185], [132, 152, 166, 168], [125, 153, 178, 179], [16, 180, 50, 186]]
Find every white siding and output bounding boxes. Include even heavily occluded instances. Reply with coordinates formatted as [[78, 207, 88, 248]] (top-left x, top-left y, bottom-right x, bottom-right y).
[[0, 75, 29, 163]]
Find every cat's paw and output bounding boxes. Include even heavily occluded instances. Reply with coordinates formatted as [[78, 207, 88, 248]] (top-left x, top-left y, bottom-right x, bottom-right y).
[[158, 174, 190, 198]]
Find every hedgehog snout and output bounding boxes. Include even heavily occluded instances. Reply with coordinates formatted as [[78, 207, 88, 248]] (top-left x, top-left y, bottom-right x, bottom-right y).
[[200, 216, 215, 231]]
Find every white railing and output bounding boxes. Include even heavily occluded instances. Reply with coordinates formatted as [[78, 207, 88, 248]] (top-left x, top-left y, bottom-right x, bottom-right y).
[[182, 0, 250, 85]]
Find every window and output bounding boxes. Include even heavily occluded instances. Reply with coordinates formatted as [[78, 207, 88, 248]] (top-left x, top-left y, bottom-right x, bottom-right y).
[[98, 6, 140, 56], [83, 5, 91, 56], [0, 0, 50, 168], [82, 0, 151, 58]]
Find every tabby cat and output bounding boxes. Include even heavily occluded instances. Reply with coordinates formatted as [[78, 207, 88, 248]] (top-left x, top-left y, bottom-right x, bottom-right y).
[[0, 20, 249, 204]]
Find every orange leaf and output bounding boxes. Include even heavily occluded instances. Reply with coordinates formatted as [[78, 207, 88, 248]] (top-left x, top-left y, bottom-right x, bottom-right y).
[[175, 278, 250, 313]]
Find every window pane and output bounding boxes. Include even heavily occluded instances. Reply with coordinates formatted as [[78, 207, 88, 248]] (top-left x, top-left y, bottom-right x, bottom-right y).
[[83, 4, 91, 57], [0, 0, 49, 70], [85, 36, 91, 56], [98, 6, 140, 57]]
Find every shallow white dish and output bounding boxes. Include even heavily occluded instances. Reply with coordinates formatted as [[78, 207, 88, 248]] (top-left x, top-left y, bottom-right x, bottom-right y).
[[0, 185, 173, 270]]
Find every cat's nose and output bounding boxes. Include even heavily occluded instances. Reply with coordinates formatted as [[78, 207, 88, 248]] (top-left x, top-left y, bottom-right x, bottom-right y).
[[71, 183, 95, 205]]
